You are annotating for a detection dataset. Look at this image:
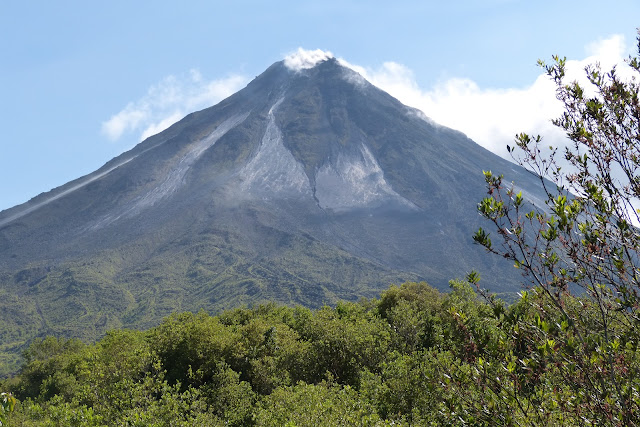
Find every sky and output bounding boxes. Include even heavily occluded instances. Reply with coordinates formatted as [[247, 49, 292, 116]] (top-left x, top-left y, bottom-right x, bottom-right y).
[[1, 1, 639, 212]]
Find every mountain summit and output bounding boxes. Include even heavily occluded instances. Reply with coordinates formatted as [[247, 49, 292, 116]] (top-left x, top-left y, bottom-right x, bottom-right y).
[[0, 53, 542, 369]]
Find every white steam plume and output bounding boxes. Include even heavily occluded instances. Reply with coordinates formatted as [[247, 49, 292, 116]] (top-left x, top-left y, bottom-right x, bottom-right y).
[[284, 48, 334, 71]]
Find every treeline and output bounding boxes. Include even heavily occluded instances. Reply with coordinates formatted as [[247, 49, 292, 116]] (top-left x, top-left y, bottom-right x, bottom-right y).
[[1, 280, 638, 426]]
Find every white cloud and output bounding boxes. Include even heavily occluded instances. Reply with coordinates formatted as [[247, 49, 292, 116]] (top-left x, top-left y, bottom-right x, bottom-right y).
[[284, 48, 334, 71], [102, 71, 247, 142], [139, 112, 184, 142], [101, 104, 149, 141], [585, 34, 627, 68], [338, 34, 630, 162]]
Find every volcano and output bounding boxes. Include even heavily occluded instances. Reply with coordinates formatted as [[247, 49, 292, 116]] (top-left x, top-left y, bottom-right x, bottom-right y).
[[0, 53, 543, 370]]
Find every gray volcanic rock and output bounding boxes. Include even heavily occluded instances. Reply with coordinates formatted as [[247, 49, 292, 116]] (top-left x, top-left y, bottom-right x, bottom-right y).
[[0, 56, 543, 372]]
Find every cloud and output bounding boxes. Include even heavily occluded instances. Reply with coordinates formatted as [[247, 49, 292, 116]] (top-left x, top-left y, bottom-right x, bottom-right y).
[[284, 48, 334, 71], [338, 34, 631, 162], [585, 34, 627, 68], [101, 104, 149, 141], [139, 112, 184, 142], [102, 71, 247, 142]]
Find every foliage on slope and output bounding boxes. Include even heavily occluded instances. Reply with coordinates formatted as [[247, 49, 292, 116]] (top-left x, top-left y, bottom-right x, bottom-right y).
[[0, 232, 420, 379]]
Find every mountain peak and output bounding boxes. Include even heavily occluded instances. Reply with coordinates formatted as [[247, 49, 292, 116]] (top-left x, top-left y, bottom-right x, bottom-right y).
[[0, 52, 547, 373]]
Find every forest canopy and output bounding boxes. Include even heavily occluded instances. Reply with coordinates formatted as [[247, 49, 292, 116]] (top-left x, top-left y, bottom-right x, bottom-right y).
[[1, 280, 637, 426]]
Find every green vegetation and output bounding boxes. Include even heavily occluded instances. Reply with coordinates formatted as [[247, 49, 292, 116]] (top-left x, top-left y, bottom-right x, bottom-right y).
[[474, 32, 640, 425], [0, 392, 16, 426], [3, 280, 636, 426], [0, 233, 419, 378]]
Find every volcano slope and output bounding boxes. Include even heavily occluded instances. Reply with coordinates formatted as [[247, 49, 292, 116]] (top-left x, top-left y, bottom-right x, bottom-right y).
[[0, 56, 543, 373]]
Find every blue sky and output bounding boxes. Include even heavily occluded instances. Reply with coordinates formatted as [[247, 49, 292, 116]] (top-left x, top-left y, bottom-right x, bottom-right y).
[[1, 1, 639, 211]]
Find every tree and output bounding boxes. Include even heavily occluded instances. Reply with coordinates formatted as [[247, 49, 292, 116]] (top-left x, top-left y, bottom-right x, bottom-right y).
[[474, 31, 640, 425], [0, 392, 16, 426]]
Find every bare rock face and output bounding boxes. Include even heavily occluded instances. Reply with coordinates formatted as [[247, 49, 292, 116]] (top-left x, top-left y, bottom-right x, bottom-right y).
[[0, 56, 544, 368]]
